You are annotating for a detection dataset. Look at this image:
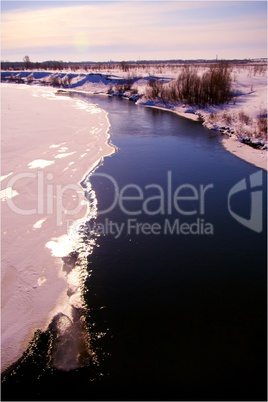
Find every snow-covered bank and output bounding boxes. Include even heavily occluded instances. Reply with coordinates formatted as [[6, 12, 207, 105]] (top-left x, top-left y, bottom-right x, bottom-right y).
[[1, 63, 267, 170], [1, 84, 115, 371], [221, 136, 267, 171]]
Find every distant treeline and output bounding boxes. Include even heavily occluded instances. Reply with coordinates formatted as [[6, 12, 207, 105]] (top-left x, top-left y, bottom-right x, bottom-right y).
[[1, 58, 263, 72]]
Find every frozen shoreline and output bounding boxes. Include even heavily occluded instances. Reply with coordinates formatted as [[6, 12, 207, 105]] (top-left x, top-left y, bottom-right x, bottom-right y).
[[220, 135, 267, 171], [141, 103, 200, 121], [1, 84, 115, 371], [138, 101, 267, 170], [156, 107, 267, 171]]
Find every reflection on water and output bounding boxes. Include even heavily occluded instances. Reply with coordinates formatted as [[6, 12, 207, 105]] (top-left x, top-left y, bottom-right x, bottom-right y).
[[48, 312, 91, 371]]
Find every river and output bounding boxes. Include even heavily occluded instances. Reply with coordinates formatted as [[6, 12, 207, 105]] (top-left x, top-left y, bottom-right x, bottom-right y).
[[2, 92, 267, 401]]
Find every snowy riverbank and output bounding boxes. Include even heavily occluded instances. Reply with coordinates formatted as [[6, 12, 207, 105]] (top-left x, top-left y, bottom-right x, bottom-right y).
[[1, 63, 267, 170]]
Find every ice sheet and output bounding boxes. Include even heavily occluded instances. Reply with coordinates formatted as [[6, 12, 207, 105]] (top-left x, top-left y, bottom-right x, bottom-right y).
[[1, 85, 115, 371]]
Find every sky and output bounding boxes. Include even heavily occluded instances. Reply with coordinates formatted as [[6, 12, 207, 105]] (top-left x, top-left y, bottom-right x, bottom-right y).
[[1, 1, 267, 62]]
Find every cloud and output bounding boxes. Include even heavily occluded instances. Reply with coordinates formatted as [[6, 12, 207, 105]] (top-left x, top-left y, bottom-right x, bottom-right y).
[[1, 1, 267, 61]]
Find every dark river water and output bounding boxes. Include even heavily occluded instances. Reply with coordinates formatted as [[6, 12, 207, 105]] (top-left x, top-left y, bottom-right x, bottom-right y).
[[2, 95, 267, 401]]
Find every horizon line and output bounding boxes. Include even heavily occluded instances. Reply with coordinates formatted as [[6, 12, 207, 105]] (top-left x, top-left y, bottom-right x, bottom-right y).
[[2, 57, 267, 64]]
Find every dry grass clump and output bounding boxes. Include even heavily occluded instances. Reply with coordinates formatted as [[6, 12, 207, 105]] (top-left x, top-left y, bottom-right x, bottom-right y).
[[238, 111, 251, 125], [145, 62, 233, 107], [257, 112, 267, 138], [222, 111, 233, 125]]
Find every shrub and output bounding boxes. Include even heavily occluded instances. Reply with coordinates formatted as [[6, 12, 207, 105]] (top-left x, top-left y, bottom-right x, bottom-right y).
[[257, 116, 267, 137], [49, 75, 61, 87], [123, 83, 132, 91], [200, 62, 232, 105], [130, 87, 138, 95], [238, 111, 251, 125], [176, 66, 201, 105], [144, 62, 233, 106], [222, 112, 232, 125], [208, 113, 217, 123], [145, 79, 164, 99]]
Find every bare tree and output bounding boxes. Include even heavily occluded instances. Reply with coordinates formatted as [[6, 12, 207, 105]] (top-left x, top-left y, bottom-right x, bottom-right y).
[[23, 55, 31, 69]]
